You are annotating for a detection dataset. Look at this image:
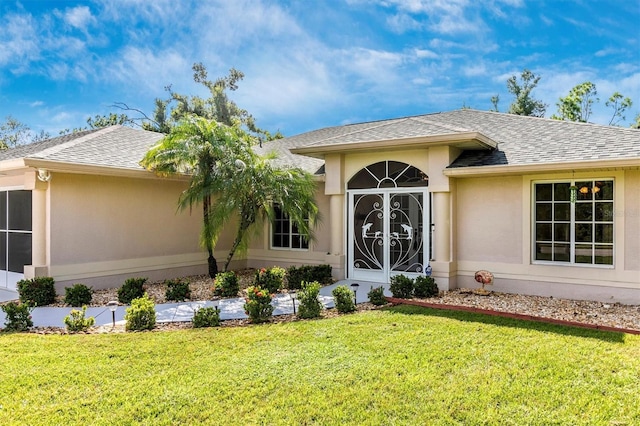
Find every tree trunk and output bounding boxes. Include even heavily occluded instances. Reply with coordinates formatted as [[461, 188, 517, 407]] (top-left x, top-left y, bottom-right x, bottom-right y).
[[204, 195, 218, 278], [224, 221, 251, 272]]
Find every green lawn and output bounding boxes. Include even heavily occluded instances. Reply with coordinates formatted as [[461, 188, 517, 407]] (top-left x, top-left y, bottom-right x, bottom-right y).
[[1, 306, 638, 425]]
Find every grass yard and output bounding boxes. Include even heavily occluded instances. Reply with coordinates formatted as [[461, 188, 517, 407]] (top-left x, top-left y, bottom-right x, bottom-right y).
[[1, 305, 639, 425]]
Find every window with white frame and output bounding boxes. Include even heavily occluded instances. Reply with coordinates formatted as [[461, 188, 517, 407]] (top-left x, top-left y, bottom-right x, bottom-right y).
[[0, 190, 33, 289], [271, 205, 309, 250], [533, 180, 613, 266]]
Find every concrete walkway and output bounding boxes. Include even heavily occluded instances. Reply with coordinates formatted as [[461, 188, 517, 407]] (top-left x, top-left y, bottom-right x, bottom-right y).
[[1, 280, 390, 328]]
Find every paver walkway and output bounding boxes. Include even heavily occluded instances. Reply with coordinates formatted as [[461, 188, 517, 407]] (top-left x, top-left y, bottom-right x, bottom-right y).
[[1, 280, 387, 328]]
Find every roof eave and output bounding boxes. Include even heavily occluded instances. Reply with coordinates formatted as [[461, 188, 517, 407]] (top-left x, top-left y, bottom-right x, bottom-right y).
[[290, 132, 497, 158], [443, 158, 640, 177], [22, 158, 190, 181]]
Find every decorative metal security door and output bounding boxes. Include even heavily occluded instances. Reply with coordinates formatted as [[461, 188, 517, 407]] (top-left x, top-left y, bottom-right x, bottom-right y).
[[349, 190, 427, 282], [347, 161, 429, 283]]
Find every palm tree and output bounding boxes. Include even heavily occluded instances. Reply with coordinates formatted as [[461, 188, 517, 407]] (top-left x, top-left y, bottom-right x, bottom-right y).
[[208, 153, 320, 271], [141, 116, 319, 276], [140, 116, 254, 277]]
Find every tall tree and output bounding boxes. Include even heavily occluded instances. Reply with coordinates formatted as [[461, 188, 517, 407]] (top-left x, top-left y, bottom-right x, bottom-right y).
[[605, 92, 633, 126], [211, 153, 319, 271], [141, 116, 317, 276], [0, 116, 50, 149], [140, 117, 254, 277], [490, 95, 500, 112], [506, 69, 547, 117], [551, 82, 598, 122]]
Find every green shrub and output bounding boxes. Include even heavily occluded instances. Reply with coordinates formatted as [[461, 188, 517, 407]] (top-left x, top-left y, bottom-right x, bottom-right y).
[[213, 272, 239, 298], [389, 274, 414, 299], [63, 306, 95, 332], [414, 276, 439, 298], [332, 285, 356, 313], [287, 265, 332, 289], [64, 283, 93, 306], [165, 279, 191, 302], [368, 286, 387, 306], [192, 306, 220, 328], [124, 293, 156, 331], [296, 281, 323, 319], [17, 276, 56, 306], [1, 302, 33, 332], [254, 266, 286, 294], [118, 277, 147, 304], [243, 286, 274, 323]]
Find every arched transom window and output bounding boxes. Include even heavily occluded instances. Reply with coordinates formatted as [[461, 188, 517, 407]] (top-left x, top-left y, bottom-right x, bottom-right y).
[[347, 161, 428, 189]]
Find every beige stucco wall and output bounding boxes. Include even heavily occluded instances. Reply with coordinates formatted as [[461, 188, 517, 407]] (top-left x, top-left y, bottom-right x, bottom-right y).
[[624, 170, 640, 272], [455, 175, 523, 263], [42, 172, 242, 289]]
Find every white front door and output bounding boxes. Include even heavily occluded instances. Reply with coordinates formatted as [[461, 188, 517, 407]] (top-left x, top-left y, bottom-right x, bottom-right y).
[[348, 189, 428, 283]]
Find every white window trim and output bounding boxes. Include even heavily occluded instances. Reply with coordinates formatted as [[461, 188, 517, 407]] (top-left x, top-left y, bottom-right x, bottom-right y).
[[531, 178, 615, 269], [270, 207, 310, 252]]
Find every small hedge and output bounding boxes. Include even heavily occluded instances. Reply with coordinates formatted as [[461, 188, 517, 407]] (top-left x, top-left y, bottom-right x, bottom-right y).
[[1, 302, 33, 331], [367, 286, 387, 306], [64, 284, 93, 307], [118, 277, 147, 304], [192, 306, 220, 328], [165, 279, 191, 302], [254, 266, 286, 294], [287, 265, 332, 290], [17, 277, 57, 306], [64, 306, 95, 333], [213, 272, 239, 298], [414, 276, 439, 298], [296, 281, 323, 319], [389, 274, 414, 299], [243, 286, 273, 323], [389, 274, 439, 299], [125, 293, 156, 331], [332, 285, 356, 313]]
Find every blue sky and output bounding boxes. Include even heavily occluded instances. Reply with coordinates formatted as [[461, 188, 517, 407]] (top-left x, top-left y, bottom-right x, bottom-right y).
[[1, 0, 638, 138]]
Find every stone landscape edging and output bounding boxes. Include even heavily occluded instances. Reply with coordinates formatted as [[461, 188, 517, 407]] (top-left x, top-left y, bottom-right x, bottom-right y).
[[385, 297, 640, 335]]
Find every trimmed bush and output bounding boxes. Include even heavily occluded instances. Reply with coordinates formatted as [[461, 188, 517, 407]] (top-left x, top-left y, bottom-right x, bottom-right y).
[[244, 286, 273, 323], [64, 283, 93, 307], [118, 277, 147, 304], [389, 274, 414, 299], [287, 265, 332, 290], [213, 272, 239, 298], [1, 302, 33, 332], [414, 276, 439, 298], [254, 266, 286, 294], [192, 306, 220, 328], [165, 279, 191, 302], [296, 281, 323, 319], [332, 285, 356, 313], [368, 286, 387, 306], [17, 277, 56, 306], [64, 306, 95, 332], [125, 293, 156, 331]]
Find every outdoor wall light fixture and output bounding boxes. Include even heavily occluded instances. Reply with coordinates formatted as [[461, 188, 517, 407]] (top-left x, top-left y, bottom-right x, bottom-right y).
[[289, 290, 297, 315], [350, 283, 360, 305], [107, 301, 118, 327]]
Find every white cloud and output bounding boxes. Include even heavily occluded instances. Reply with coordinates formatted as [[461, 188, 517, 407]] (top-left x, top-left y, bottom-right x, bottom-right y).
[[61, 6, 96, 31]]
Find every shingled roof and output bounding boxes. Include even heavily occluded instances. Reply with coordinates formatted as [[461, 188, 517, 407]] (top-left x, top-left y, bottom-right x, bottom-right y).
[[271, 109, 640, 172], [0, 126, 163, 172], [3, 110, 638, 177]]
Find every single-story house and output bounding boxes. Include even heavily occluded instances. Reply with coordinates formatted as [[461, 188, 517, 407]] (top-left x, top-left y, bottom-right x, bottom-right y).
[[1, 109, 638, 303]]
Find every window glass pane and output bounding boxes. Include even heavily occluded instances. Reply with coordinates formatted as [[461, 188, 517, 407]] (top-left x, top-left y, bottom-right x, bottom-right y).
[[8, 232, 31, 273], [595, 202, 613, 222], [554, 203, 570, 221], [281, 235, 289, 248], [575, 244, 593, 264], [535, 243, 552, 261], [8, 190, 32, 231], [535, 184, 552, 201], [576, 182, 592, 200], [554, 223, 570, 242], [0, 231, 5, 270], [536, 203, 552, 221], [554, 244, 570, 262], [301, 237, 309, 249], [0, 192, 6, 231], [595, 224, 613, 244], [536, 223, 552, 241], [292, 235, 301, 249], [575, 223, 592, 242], [554, 183, 570, 201], [595, 181, 613, 200], [595, 245, 613, 265], [575, 203, 593, 221]]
